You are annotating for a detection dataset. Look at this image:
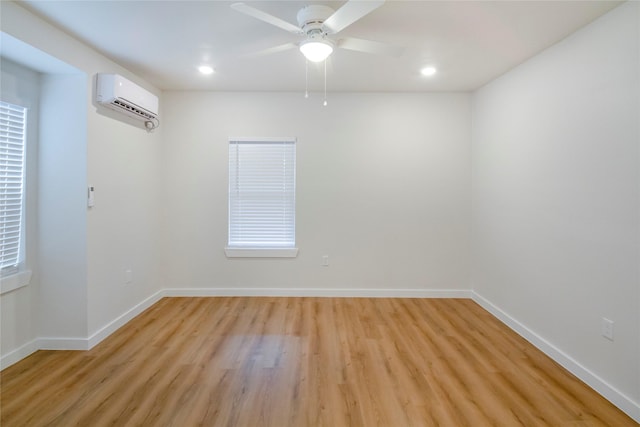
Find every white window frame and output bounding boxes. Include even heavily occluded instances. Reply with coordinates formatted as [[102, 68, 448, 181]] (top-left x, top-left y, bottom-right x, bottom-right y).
[[225, 137, 298, 258], [1, 100, 31, 294]]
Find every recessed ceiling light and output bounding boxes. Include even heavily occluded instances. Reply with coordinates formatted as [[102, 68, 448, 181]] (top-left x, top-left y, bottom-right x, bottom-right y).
[[421, 66, 437, 77], [198, 65, 214, 75]]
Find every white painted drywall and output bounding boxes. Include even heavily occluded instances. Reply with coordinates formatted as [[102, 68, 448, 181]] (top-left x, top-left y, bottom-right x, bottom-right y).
[[0, 59, 40, 359], [1, 1, 164, 346], [1, 0, 636, 421], [86, 89, 164, 335], [161, 92, 471, 292], [472, 0, 639, 412], [38, 73, 88, 339]]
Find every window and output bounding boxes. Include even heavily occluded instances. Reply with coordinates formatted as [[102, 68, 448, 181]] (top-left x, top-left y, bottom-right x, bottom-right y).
[[0, 101, 27, 276], [226, 137, 297, 258]]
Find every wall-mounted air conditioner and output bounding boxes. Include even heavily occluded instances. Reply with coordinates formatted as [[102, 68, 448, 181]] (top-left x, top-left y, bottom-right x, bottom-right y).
[[96, 73, 159, 128]]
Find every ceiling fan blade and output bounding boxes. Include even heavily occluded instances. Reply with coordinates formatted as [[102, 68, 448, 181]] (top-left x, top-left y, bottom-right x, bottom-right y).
[[240, 42, 298, 58], [322, 0, 385, 34], [338, 37, 404, 57], [231, 3, 302, 34]]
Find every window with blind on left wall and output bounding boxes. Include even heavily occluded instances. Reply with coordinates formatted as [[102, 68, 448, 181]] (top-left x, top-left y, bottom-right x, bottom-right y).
[[225, 137, 298, 258], [0, 100, 27, 278]]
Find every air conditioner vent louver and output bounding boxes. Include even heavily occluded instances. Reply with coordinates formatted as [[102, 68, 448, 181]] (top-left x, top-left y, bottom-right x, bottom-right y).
[[96, 73, 159, 123], [112, 98, 156, 121]]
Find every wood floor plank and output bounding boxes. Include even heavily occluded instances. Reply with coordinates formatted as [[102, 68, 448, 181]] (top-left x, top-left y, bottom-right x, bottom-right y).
[[1, 297, 636, 426]]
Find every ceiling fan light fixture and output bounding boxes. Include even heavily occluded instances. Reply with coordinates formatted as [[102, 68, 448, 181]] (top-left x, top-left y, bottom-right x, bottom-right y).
[[421, 66, 437, 77], [300, 39, 334, 62], [198, 65, 215, 75]]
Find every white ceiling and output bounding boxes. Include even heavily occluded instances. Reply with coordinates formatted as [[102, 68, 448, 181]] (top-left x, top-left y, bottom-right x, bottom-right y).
[[19, 0, 621, 92]]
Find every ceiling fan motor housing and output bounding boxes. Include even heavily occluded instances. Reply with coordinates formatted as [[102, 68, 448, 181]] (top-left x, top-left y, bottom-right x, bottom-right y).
[[297, 5, 335, 34]]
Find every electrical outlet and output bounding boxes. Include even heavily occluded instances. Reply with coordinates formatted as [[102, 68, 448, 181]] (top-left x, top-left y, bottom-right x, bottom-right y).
[[601, 318, 614, 341]]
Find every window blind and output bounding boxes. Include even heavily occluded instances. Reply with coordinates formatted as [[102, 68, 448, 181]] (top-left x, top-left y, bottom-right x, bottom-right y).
[[0, 101, 27, 273], [228, 139, 296, 248]]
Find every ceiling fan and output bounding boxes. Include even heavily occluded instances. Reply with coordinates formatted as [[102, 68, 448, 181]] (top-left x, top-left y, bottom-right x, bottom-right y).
[[230, 0, 403, 62]]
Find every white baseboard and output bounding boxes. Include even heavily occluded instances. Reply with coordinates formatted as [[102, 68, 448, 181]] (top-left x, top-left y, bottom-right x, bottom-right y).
[[87, 290, 164, 349], [38, 337, 89, 351], [3, 287, 637, 423], [1, 337, 89, 370], [1, 288, 466, 370], [0, 339, 39, 370], [1, 291, 164, 370], [471, 291, 640, 423], [163, 287, 472, 298]]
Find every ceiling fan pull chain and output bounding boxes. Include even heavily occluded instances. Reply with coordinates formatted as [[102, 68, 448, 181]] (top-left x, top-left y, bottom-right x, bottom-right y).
[[305, 59, 309, 99], [323, 60, 328, 107]]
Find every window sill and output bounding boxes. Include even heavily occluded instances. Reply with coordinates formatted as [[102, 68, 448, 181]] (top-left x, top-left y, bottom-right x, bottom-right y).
[[225, 248, 299, 258], [1, 270, 32, 295]]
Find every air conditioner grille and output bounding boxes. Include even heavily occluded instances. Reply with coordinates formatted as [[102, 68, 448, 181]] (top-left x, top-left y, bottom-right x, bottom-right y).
[[113, 99, 155, 120]]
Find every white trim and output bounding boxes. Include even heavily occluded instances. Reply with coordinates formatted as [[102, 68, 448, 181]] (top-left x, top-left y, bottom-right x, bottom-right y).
[[87, 290, 164, 348], [2, 287, 637, 423], [37, 337, 88, 351], [1, 291, 164, 369], [228, 136, 296, 143], [0, 269, 32, 295], [0, 288, 472, 370], [163, 287, 472, 298], [0, 338, 38, 370], [2, 288, 467, 370], [224, 248, 299, 258], [472, 291, 640, 423]]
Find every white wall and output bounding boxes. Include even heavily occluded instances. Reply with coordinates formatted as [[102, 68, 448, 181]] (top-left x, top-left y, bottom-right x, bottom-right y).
[[0, 59, 40, 359], [37, 73, 88, 340], [0, 1, 164, 359], [161, 92, 471, 294], [472, 1, 639, 417], [86, 86, 164, 336], [1, 0, 637, 421]]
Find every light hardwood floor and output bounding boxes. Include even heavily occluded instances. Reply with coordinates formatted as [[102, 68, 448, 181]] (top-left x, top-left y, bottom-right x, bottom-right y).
[[1, 297, 636, 426]]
